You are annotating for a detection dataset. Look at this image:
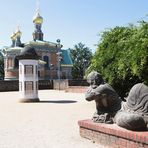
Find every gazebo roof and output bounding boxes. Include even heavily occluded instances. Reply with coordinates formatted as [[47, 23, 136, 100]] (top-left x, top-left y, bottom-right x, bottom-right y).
[[17, 46, 40, 60]]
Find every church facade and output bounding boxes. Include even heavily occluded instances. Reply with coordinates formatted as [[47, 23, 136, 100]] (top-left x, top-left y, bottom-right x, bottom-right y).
[[3, 9, 73, 80]]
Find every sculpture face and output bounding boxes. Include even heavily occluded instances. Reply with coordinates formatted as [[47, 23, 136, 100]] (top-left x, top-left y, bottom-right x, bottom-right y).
[[87, 71, 103, 87]]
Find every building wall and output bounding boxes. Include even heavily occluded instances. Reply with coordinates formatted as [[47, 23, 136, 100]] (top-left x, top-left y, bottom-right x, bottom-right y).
[[4, 51, 20, 80], [4, 46, 72, 80], [50, 52, 57, 67], [61, 66, 72, 79], [5, 70, 18, 80]]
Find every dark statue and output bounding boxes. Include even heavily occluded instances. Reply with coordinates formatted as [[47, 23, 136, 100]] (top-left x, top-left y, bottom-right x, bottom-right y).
[[115, 83, 148, 131], [85, 71, 121, 124], [85, 71, 148, 131]]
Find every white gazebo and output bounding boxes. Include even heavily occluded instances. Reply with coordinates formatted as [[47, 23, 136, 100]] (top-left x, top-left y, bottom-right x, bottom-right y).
[[17, 46, 40, 102]]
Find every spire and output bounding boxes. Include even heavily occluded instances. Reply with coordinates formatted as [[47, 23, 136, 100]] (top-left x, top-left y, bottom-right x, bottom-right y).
[[15, 25, 22, 37], [10, 30, 16, 47], [33, 0, 43, 24], [15, 25, 22, 47], [36, 0, 40, 13], [32, 0, 44, 41]]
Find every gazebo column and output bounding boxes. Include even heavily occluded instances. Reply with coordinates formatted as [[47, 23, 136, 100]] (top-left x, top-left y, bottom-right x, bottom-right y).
[[17, 46, 40, 103]]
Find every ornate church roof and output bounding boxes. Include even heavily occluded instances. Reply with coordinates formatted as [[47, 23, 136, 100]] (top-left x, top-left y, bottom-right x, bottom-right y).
[[61, 50, 73, 67], [3, 4, 73, 66]]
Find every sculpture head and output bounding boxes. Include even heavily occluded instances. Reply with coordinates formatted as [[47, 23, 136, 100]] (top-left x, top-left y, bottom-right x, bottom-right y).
[[87, 71, 104, 87]]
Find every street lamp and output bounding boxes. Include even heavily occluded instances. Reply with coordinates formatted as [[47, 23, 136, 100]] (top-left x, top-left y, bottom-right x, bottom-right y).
[[56, 39, 62, 90]]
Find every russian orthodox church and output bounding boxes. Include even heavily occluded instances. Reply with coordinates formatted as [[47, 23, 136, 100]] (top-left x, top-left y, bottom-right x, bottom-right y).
[[3, 9, 73, 80]]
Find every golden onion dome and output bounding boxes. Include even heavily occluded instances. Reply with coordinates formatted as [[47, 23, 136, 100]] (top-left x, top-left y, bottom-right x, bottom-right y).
[[33, 12, 43, 24], [15, 26, 22, 37], [10, 32, 16, 40], [16, 30, 22, 37]]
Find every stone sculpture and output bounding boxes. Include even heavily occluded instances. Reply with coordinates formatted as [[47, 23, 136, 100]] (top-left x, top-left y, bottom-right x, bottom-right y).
[[85, 71, 148, 131], [115, 83, 148, 131], [85, 71, 121, 123]]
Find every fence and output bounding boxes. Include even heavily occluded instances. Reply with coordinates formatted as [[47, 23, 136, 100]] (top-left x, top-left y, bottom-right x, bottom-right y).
[[0, 80, 53, 92]]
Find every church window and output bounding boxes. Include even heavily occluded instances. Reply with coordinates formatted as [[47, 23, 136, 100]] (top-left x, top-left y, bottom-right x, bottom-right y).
[[38, 71, 40, 77], [14, 58, 19, 68], [43, 56, 49, 68], [8, 58, 13, 68]]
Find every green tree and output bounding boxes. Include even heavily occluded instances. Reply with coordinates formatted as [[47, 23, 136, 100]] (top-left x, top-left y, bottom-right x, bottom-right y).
[[70, 42, 92, 79], [88, 21, 148, 98]]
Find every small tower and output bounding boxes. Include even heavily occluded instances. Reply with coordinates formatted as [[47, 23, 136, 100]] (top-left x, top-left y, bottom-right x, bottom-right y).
[[17, 46, 40, 102], [10, 31, 16, 47], [15, 26, 22, 47], [10, 26, 22, 47], [32, 8, 44, 41]]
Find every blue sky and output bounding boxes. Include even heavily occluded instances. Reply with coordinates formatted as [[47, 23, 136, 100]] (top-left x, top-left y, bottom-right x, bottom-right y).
[[0, 0, 148, 52]]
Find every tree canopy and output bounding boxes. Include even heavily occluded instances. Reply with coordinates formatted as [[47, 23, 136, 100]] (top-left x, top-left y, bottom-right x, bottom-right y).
[[69, 42, 92, 79], [88, 21, 148, 98]]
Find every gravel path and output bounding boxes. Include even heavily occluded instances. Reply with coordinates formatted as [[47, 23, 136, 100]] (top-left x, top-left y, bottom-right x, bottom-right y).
[[0, 90, 106, 148]]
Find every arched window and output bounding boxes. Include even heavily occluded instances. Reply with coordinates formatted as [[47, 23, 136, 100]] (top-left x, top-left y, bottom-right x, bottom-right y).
[[14, 58, 19, 68], [43, 56, 49, 68]]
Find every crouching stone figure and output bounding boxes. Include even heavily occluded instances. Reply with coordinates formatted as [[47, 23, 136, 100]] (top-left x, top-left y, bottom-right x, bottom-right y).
[[115, 83, 148, 131], [85, 71, 121, 124], [85, 71, 148, 131]]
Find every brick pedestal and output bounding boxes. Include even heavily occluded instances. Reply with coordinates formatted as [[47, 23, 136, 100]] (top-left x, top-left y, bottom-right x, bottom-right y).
[[78, 119, 148, 148]]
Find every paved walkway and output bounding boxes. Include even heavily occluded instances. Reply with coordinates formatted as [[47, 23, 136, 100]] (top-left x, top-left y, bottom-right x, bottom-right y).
[[0, 90, 106, 148]]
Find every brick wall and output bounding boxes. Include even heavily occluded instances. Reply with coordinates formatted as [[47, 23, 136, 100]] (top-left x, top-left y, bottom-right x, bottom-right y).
[[53, 79, 68, 90], [78, 119, 148, 148], [53, 80, 88, 92], [38, 80, 53, 90], [66, 86, 88, 93], [68, 79, 89, 86], [65, 79, 89, 93], [0, 79, 88, 92]]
